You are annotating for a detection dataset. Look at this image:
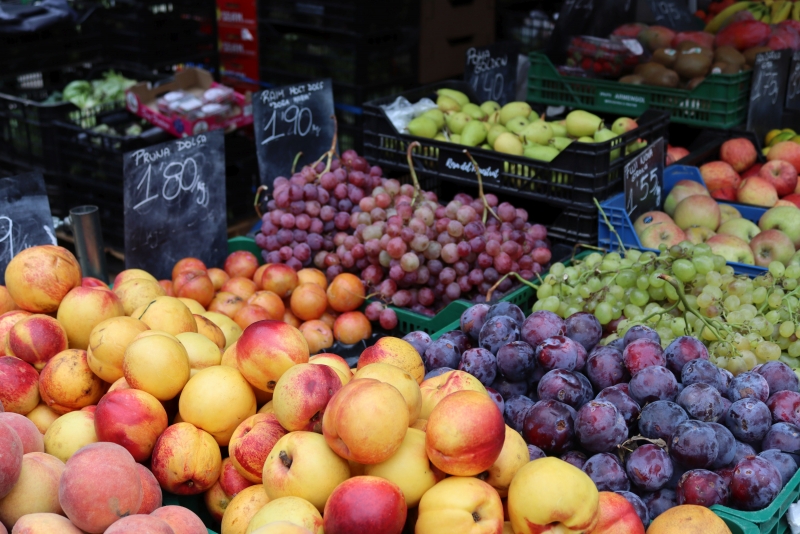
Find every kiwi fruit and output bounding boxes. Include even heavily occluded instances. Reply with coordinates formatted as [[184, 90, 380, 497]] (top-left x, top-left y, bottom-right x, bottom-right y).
[[686, 77, 706, 90], [714, 46, 746, 66], [676, 41, 699, 52], [643, 68, 680, 88], [619, 74, 644, 84], [634, 62, 667, 77], [744, 46, 772, 67], [674, 53, 712, 79], [710, 61, 741, 75], [652, 48, 678, 68]]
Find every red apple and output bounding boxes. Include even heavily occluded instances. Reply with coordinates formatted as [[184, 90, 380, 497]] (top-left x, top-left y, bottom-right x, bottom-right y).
[[711, 186, 737, 201], [742, 163, 763, 179], [760, 160, 798, 197], [699, 161, 741, 193], [665, 145, 690, 165], [782, 194, 800, 209], [663, 180, 709, 216], [706, 234, 755, 264], [750, 229, 796, 267], [673, 195, 721, 230], [720, 138, 758, 173], [738, 177, 778, 207], [768, 141, 800, 171], [639, 222, 687, 250], [323, 476, 406, 534]]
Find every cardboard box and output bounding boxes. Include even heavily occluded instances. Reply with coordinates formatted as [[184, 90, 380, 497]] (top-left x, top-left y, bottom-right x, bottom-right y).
[[216, 0, 257, 28], [419, 0, 496, 84], [126, 68, 253, 138]]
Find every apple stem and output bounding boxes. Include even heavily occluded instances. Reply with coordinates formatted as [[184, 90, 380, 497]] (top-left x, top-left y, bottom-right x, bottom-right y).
[[462, 149, 499, 224], [637, 302, 678, 326], [594, 198, 626, 253], [406, 141, 424, 207]]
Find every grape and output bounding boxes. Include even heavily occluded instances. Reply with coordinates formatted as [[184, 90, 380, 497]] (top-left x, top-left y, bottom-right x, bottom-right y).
[[479, 316, 520, 354], [379, 308, 398, 330], [670, 421, 719, 469], [496, 341, 536, 382], [504, 394, 535, 432], [536, 336, 588, 372], [623, 339, 666, 375], [423, 339, 461, 371], [629, 366, 679, 404], [676, 469, 730, 506], [756, 361, 800, 395], [616, 491, 649, 526], [596, 385, 641, 427], [565, 312, 603, 352], [627, 444, 673, 492], [561, 450, 587, 470], [639, 401, 689, 442], [402, 331, 432, 357], [766, 391, 800, 426], [523, 399, 576, 455], [575, 400, 628, 453], [731, 457, 782, 510], [642, 489, 676, 522], [583, 453, 631, 492], [459, 348, 497, 387], [728, 372, 770, 403], [676, 383, 725, 422], [586, 346, 629, 391]]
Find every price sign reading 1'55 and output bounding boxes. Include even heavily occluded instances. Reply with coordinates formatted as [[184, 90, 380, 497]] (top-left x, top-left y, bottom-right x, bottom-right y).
[[747, 49, 791, 142], [625, 137, 664, 225], [253, 78, 335, 189], [123, 130, 227, 280], [464, 42, 520, 106], [786, 50, 800, 112]]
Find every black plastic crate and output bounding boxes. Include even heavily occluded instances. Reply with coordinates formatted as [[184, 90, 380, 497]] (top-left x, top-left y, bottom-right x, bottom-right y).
[[258, 0, 419, 36], [363, 80, 671, 210]]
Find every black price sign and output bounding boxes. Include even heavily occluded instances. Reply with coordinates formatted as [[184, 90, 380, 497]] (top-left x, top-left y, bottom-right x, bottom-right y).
[[253, 78, 335, 189], [464, 42, 520, 106], [0, 172, 57, 284], [747, 49, 792, 142], [123, 130, 227, 279], [648, 0, 704, 31], [786, 51, 800, 112], [625, 137, 664, 223]]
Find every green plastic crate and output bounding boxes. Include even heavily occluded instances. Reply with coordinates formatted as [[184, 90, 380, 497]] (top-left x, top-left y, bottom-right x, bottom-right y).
[[227, 236, 262, 261], [716, 511, 763, 534], [383, 300, 471, 337], [431, 319, 460, 341], [527, 52, 751, 129]]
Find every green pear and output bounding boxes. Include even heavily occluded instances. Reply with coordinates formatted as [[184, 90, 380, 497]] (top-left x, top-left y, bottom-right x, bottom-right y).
[[461, 121, 487, 147], [626, 139, 648, 155], [550, 123, 568, 137], [486, 111, 501, 124], [487, 124, 508, 147], [407, 116, 438, 139], [493, 132, 524, 155], [611, 117, 638, 135], [524, 145, 560, 162], [505, 117, 529, 135], [565, 110, 604, 138], [481, 143, 492, 150], [437, 95, 461, 113], [549, 137, 573, 151], [422, 108, 445, 130], [445, 112, 472, 135], [594, 128, 620, 160], [437, 88, 469, 107], [577, 136, 595, 143], [528, 110, 541, 122], [480, 101, 500, 114], [499, 102, 532, 126], [520, 121, 554, 145], [482, 122, 492, 133], [462, 103, 486, 120], [434, 133, 447, 142], [450, 134, 461, 144]]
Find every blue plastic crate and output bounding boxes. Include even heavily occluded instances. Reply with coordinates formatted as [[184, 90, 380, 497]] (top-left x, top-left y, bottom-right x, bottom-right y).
[[598, 165, 768, 277]]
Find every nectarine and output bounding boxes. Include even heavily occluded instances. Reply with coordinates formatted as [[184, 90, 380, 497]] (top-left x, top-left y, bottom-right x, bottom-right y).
[[326, 273, 364, 312], [5, 245, 81, 313], [56, 286, 124, 349]]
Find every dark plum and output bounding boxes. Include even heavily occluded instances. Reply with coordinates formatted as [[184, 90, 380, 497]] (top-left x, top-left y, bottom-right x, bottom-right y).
[[486, 387, 504, 415], [561, 450, 588, 469], [565, 312, 602, 352], [676, 383, 725, 422], [664, 336, 709, 377], [716, 465, 737, 487], [521, 311, 566, 348], [496, 341, 536, 382], [629, 366, 679, 404], [623, 339, 666, 375], [586, 346, 629, 391], [583, 453, 630, 492], [681, 359, 725, 394], [438, 330, 472, 353], [726, 399, 771, 444], [767, 391, 800, 426], [757, 361, 800, 395], [670, 421, 719, 469], [606, 338, 626, 352], [479, 316, 520, 354], [676, 469, 730, 506], [424, 367, 454, 380], [759, 449, 797, 487], [720, 397, 732, 421], [732, 441, 758, 464], [719, 368, 734, 393], [423, 339, 461, 371], [527, 444, 546, 460], [402, 331, 432, 358], [626, 444, 673, 492], [575, 400, 628, 453], [731, 457, 783, 511], [623, 324, 661, 346], [460, 303, 490, 340], [762, 422, 800, 461], [523, 399, 576, 455], [728, 372, 770, 403], [576, 372, 595, 407], [639, 401, 689, 442], [486, 302, 525, 327], [504, 395, 535, 432], [596, 386, 641, 428], [492, 377, 529, 399], [458, 348, 497, 386], [708, 423, 736, 470], [537, 369, 585, 409], [641, 489, 676, 522], [536, 336, 587, 372], [616, 491, 649, 526]]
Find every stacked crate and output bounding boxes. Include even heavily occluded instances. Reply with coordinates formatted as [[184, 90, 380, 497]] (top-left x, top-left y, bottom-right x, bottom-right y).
[[217, 0, 261, 94]]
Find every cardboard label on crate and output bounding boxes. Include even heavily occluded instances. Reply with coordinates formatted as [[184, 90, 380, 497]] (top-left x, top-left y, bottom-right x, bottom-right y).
[[748, 50, 792, 142], [123, 131, 227, 279], [624, 137, 664, 224], [786, 51, 800, 112], [253, 79, 335, 189], [464, 42, 520, 106], [437, 149, 502, 187], [647, 0, 704, 31], [595, 89, 649, 115], [0, 173, 56, 285]]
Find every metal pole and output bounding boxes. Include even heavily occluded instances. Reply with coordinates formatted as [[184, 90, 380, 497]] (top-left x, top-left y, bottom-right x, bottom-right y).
[[70, 205, 108, 283]]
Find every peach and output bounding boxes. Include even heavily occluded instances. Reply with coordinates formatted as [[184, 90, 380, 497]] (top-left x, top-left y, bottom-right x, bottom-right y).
[[768, 141, 800, 171], [104, 515, 174, 534], [114, 269, 157, 287], [220, 484, 270, 534], [290, 284, 328, 321], [0, 412, 43, 453], [247, 291, 285, 321], [0, 357, 40, 415], [193, 314, 226, 350], [319, 311, 336, 329], [220, 457, 254, 497], [591, 491, 645, 534], [322, 378, 408, 464], [159, 280, 175, 296], [416, 477, 504, 534], [87, 316, 149, 383], [94, 389, 168, 461], [426, 390, 505, 476], [173, 270, 214, 308], [720, 138, 758, 173], [411, 419, 427, 431], [332, 311, 371, 345], [59, 442, 142, 533], [151, 506, 207, 534], [25, 403, 59, 434], [233, 305, 271, 329], [136, 464, 162, 514], [326, 274, 364, 312], [245, 496, 323, 534], [209, 268, 230, 292], [420, 370, 488, 419], [646, 504, 731, 534], [6, 314, 68, 370], [200, 311, 243, 349], [10, 512, 83, 533], [0, 452, 64, 529], [0, 420, 22, 499], [355, 363, 422, 424], [221, 342, 238, 368], [108, 377, 130, 392], [0, 310, 31, 356], [209, 292, 246, 318], [113, 278, 166, 315], [176, 332, 221, 375], [250, 523, 313, 534], [204, 481, 231, 522], [225, 251, 259, 279], [308, 353, 352, 380], [486, 425, 529, 498], [297, 268, 327, 289], [283, 309, 302, 328], [0, 287, 16, 314], [172, 258, 207, 280], [151, 422, 221, 495], [179, 366, 256, 446], [5, 245, 81, 313], [273, 363, 342, 432], [43, 410, 98, 462], [358, 336, 425, 384], [39, 349, 104, 414], [257, 400, 274, 414], [236, 320, 309, 393], [136, 296, 197, 335], [178, 298, 206, 314], [124, 333, 191, 401], [261, 264, 299, 298], [56, 286, 124, 349], [298, 320, 334, 354], [323, 476, 406, 534], [222, 277, 258, 301]]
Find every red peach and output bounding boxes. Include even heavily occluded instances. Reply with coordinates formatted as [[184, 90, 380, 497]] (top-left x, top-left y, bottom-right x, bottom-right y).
[[208, 292, 245, 318], [332, 311, 371, 345], [0, 287, 16, 315], [291, 283, 328, 321], [0, 412, 43, 453], [150, 505, 207, 534], [0, 310, 30, 356], [221, 277, 258, 301], [159, 280, 175, 297], [5, 246, 81, 313], [6, 314, 68, 370], [94, 389, 168, 461], [172, 258, 207, 280], [235, 320, 309, 394], [589, 492, 645, 534], [233, 305, 271, 330], [273, 363, 342, 432], [0, 420, 23, 499], [219, 457, 253, 497], [0, 452, 64, 529], [326, 274, 365, 312], [173, 270, 214, 308], [247, 291, 285, 320], [81, 277, 108, 289], [38, 349, 104, 414], [228, 413, 288, 483], [203, 480, 230, 522], [150, 423, 221, 495], [103, 515, 174, 534], [136, 464, 162, 514], [260, 264, 299, 298], [224, 251, 259, 279], [283, 309, 302, 328], [720, 138, 758, 173], [56, 286, 125, 349], [9, 512, 83, 533], [323, 476, 406, 534], [0, 357, 40, 415]]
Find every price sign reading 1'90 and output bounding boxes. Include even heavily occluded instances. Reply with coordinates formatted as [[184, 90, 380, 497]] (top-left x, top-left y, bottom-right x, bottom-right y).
[[254, 78, 335, 189]]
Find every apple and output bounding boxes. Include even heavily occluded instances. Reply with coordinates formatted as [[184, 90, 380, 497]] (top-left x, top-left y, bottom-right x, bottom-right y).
[[663, 180, 709, 216], [743, 163, 763, 179], [768, 141, 800, 171], [750, 229, 796, 267], [711, 186, 737, 201], [246, 496, 323, 534], [738, 177, 778, 207], [673, 195, 721, 231], [272, 363, 342, 432], [323, 476, 406, 534], [760, 160, 798, 197], [416, 477, 504, 534], [699, 161, 740, 193], [720, 138, 758, 173], [150, 422, 222, 495], [639, 222, 687, 250], [719, 204, 742, 224], [228, 413, 287, 483], [588, 492, 645, 534], [665, 145, 689, 165], [717, 218, 761, 242], [685, 226, 716, 244], [782, 194, 800, 209], [705, 234, 755, 264], [776, 200, 799, 208], [760, 206, 800, 247], [633, 211, 673, 236]]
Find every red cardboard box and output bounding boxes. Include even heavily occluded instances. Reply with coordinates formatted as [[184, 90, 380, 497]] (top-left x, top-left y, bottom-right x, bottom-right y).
[[216, 0, 257, 28], [218, 26, 258, 58]]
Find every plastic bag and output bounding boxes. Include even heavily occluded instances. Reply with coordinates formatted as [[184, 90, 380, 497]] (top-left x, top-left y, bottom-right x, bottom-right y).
[[380, 97, 438, 133], [788, 501, 800, 534]]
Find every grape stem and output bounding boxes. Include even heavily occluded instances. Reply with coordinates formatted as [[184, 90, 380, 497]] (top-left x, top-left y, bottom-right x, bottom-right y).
[[405, 141, 424, 206], [312, 115, 339, 178], [462, 150, 499, 224], [637, 302, 678, 326], [593, 198, 627, 253], [658, 274, 727, 341], [485, 271, 538, 303], [253, 185, 269, 218], [291, 152, 303, 175]]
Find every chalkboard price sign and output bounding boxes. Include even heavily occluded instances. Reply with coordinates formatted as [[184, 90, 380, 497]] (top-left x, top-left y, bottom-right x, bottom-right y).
[[464, 42, 520, 106], [0, 172, 57, 284], [786, 50, 800, 112], [648, 0, 704, 31], [123, 130, 227, 280], [253, 79, 335, 189], [748, 49, 792, 142], [625, 137, 664, 224]]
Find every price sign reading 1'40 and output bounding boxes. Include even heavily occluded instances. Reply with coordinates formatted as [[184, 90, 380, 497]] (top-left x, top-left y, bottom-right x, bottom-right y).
[[470, 72, 504, 102], [261, 104, 322, 146]]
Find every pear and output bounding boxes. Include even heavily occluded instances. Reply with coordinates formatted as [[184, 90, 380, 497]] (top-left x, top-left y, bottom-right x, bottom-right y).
[[481, 143, 492, 150], [437, 95, 461, 113], [407, 116, 438, 139], [550, 137, 573, 151], [551, 123, 568, 137], [611, 117, 638, 135], [481, 122, 492, 133], [493, 132, 524, 155], [626, 139, 648, 155], [480, 101, 500, 114], [437, 88, 470, 106], [445, 112, 472, 135], [462, 103, 487, 120], [577, 136, 595, 143], [461, 121, 487, 147], [434, 133, 447, 142], [487, 124, 508, 147], [594, 128, 620, 160], [450, 134, 461, 144], [499, 102, 532, 126], [422, 108, 445, 130], [528, 110, 541, 122], [565, 110, 604, 138], [520, 121, 554, 145], [524, 145, 560, 162], [486, 111, 501, 124], [505, 117, 529, 135]]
